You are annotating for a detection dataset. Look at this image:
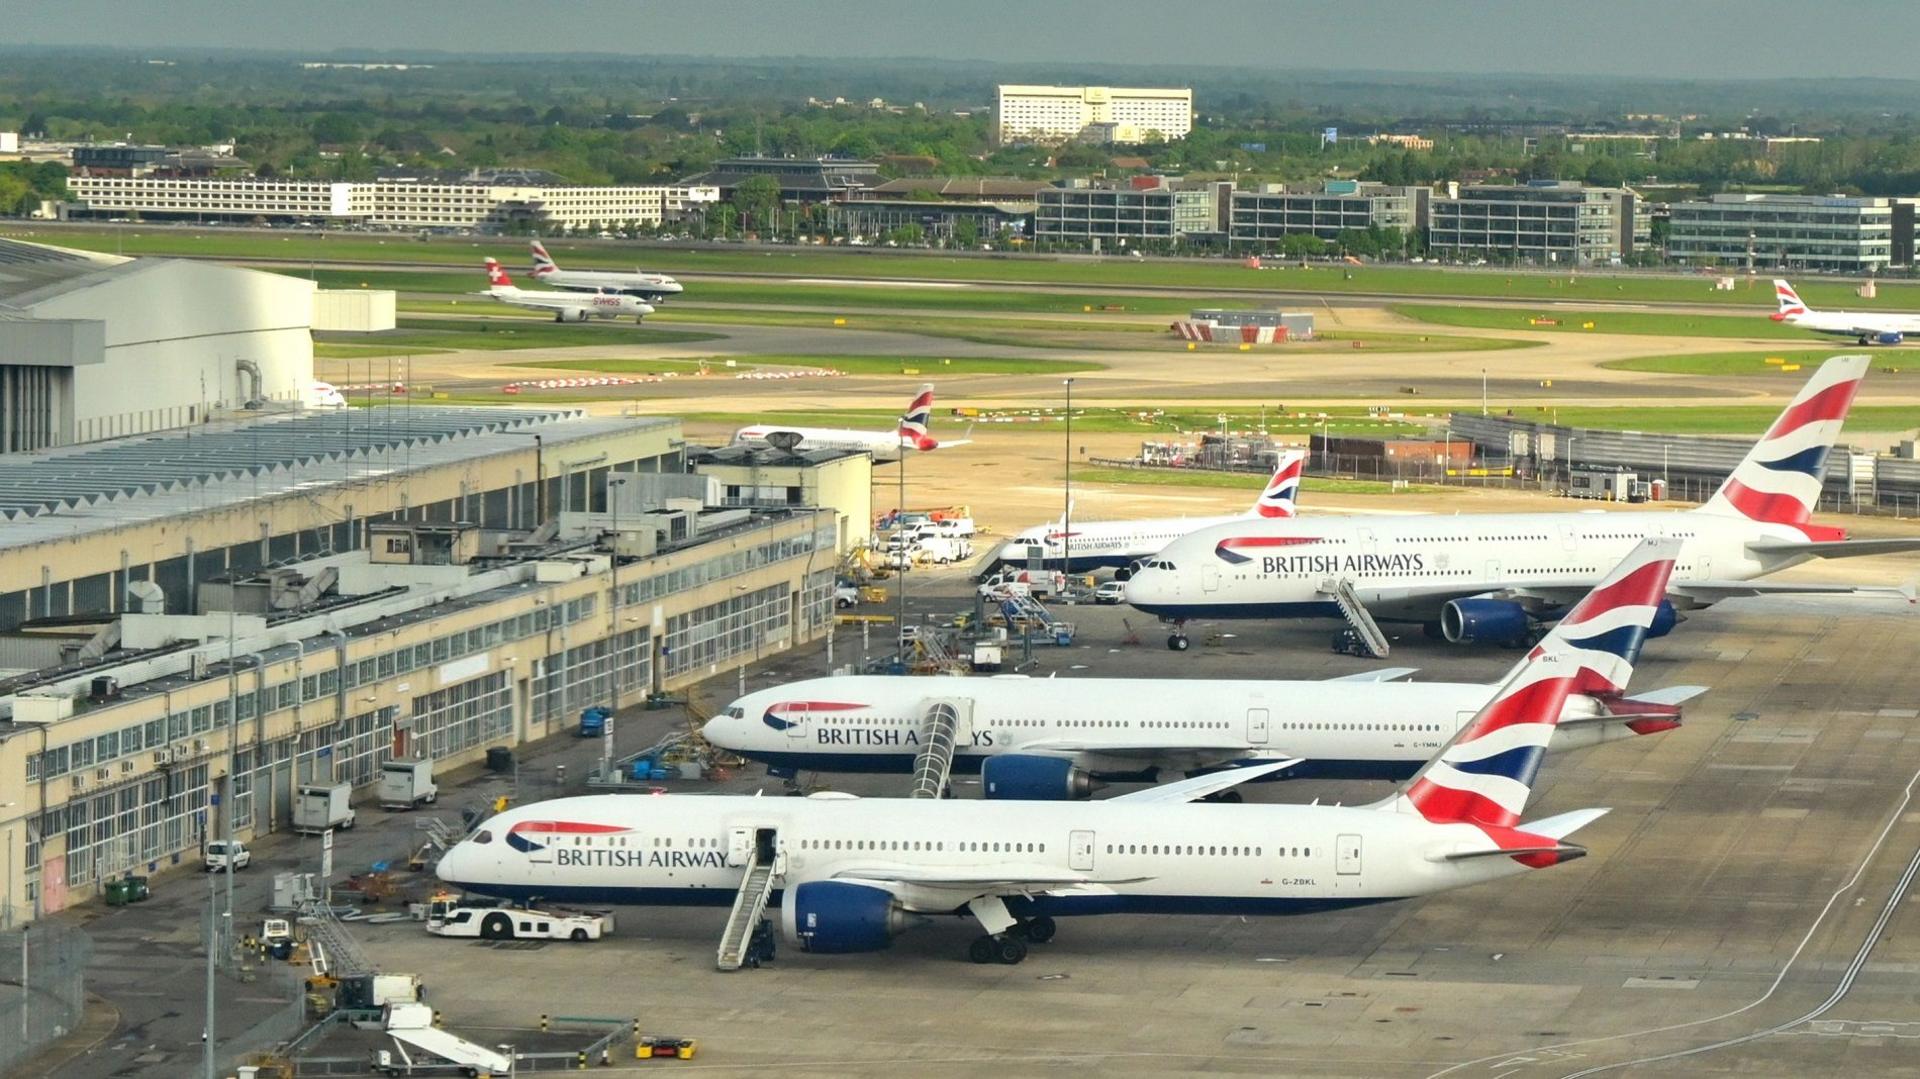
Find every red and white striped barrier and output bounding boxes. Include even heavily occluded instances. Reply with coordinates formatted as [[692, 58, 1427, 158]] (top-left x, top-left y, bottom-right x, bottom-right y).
[[1171, 322, 1291, 344]]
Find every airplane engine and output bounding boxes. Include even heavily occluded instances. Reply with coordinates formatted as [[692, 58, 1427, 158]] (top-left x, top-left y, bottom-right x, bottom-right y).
[[564, 308, 591, 323], [1648, 599, 1679, 638], [1440, 598, 1532, 645], [1876, 331, 1905, 345], [780, 881, 911, 953], [981, 754, 1095, 800]]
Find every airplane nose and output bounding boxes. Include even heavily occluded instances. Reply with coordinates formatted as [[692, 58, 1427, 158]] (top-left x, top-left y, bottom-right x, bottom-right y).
[[435, 843, 465, 884]]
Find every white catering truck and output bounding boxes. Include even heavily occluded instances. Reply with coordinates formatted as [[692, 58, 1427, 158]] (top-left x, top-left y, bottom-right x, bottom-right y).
[[379, 759, 438, 810], [292, 782, 357, 834]]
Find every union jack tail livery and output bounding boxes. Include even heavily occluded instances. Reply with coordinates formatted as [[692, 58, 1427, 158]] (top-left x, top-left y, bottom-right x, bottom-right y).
[[530, 240, 559, 278], [484, 258, 514, 289], [898, 383, 937, 451], [1252, 450, 1307, 519], [1385, 537, 1680, 833], [1772, 278, 1809, 320], [1697, 355, 1867, 531]]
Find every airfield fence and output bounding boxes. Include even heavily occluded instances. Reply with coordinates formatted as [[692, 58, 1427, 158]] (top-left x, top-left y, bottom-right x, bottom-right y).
[[0, 925, 91, 1075]]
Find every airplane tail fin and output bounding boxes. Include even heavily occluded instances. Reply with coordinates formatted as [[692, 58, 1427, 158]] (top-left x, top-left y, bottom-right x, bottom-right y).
[[1771, 278, 1810, 321], [1250, 449, 1307, 518], [484, 258, 513, 289], [1382, 537, 1681, 830], [898, 383, 938, 451], [530, 240, 558, 278], [1695, 355, 1868, 533]]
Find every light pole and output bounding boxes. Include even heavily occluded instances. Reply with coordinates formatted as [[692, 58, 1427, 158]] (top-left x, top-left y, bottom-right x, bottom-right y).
[[0, 801, 16, 931], [1481, 368, 1488, 416], [1062, 378, 1075, 583]]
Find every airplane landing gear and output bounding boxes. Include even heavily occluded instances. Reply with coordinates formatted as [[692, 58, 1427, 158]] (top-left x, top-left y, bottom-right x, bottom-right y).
[[969, 933, 1029, 964], [1017, 916, 1057, 944], [1167, 633, 1190, 651]]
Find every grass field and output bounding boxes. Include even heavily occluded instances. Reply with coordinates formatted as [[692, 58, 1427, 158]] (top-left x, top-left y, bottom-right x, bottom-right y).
[[1073, 466, 1446, 495], [1393, 303, 1809, 339], [15, 225, 1920, 309], [1600, 350, 1920, 375], [315, 318, 724, 354], [1520, 404, 1920, 434], [521, 353, 1105, 377]]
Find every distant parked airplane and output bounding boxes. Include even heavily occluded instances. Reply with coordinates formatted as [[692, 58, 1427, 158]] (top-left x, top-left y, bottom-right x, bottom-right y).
[[731, 384, 969, 462], [1773, 279, 1920, 345]]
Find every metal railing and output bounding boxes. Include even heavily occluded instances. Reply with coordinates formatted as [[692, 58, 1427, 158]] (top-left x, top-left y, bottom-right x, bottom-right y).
[[0, 926, 91, 1076]]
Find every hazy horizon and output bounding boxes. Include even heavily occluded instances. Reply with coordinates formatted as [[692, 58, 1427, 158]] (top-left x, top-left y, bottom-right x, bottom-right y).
[[11, 0, 1920, 81]]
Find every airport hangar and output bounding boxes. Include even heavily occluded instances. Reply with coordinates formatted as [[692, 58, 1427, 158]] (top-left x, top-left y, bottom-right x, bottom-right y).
[[0, 241, 875, 929]]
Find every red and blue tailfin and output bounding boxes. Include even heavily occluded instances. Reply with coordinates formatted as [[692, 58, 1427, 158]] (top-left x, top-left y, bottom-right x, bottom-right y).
[[530, 240, 559, 278], [1770, 279, 1809, 320], [897, 383, 937, 451], [1384, 537, 1681, 831], [1697, 355, 1866, 536], [1250, 450, 1307, 519]]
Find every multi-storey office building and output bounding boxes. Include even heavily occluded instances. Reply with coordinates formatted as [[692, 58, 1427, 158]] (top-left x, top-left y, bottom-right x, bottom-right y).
[[1665, 193, 1911, 271], [995, 85, 1193, 145], [1428, 180, 1636, 264]]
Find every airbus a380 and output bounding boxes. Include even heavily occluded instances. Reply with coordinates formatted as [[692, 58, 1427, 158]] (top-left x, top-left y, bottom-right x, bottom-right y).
[[1774, 279, 1920, 345], [730, 384, 969, 462], [438, 539, 1680, 965], [993, 451, 1307, 575], [701, 661, 1700, 796], [1128, 356, 1920, 650], [481, 259, 655, 323], [530, 240, 683, 304]]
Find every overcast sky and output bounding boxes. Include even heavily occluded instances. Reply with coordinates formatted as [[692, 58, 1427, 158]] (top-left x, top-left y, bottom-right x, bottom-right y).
[[11, 0, 1918, 79]]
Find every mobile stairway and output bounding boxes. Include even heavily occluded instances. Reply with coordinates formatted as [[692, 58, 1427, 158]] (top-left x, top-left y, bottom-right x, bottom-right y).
[[1323, 577, 1390, 659], [716, 839, 780, 972], [909, 698, 972, 799]]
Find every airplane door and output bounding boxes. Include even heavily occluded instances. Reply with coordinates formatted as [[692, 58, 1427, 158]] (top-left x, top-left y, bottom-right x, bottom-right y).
[[1201, 565, 1220, 592], [1069, 830, 1096, 871], [726, 827, 753, 868], [1247, 707, 1270, 745], [1336, 834, 1362, 876], [1485, 559, 1502, 580], [784, 704, 808, 741]]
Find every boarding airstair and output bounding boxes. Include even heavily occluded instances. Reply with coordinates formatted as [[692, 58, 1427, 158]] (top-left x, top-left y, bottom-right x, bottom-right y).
[[716, 840, 780, 972], [1323, 577, 1390, 659], [997, 594, 1075, 645], [379, 1001, 515, 1076], [300, 902, 371, 979], [904, 626, 967, 674], [910, 698, 972, 799]]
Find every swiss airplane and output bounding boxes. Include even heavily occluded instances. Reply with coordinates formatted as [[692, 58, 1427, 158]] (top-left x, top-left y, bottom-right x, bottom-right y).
[[730, 384, 969, 462], [701, 663, 1700, 795], [438, 539, 1679, 965], [1127, 356, 1920, 650], [530, 240, 683, 304], [481, 259, 655, 323], [994, 451, 1307, 575], [1773, 280, 1920, 345]]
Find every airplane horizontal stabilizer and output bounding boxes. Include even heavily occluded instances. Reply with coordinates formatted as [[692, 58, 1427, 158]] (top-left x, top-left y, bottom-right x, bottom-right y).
[[1747, 537, 1920, 559], [1440, 844, 1585, 863], [1324, 667, 1419, 683], [1620, 685, 1710, 707], [1521, 806, 1611, 841], [1109, 758, 1299, 803]]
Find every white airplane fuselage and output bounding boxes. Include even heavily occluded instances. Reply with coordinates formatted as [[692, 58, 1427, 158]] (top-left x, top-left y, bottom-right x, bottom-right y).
[[707, 674, 1664, 783], [999, 512, 1246, 572], [489, 285, 654, 321], [1126, 509, 1808, 625], [1782, 310, 1920, 343], [538, 268, 683, 302], [437, 793, 1546, 918], [730, 425, 913, 462]]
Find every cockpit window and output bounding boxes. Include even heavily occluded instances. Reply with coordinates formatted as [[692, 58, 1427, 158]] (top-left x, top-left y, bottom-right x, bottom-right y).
[[724, 706, 744, 719], [471, 830, 493, 845]]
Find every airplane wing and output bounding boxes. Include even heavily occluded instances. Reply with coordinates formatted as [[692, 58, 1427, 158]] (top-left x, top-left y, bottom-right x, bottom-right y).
[[834, 866, 1148, 890], [1668, 579, 1916, 605], [1747, 538, 1920, 559], [1107, 758, 1300, 803], [1324, 667, 1419, 683]]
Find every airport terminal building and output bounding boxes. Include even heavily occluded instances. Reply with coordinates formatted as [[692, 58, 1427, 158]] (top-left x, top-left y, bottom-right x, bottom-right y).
[[0, 407, 856, 926]]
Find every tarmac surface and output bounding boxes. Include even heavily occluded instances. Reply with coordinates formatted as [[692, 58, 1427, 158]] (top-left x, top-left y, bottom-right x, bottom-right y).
[[26, 539, 1920, 1078]]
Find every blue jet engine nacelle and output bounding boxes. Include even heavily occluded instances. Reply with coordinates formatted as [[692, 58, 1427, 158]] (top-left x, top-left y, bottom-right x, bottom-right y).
[[1440, 598, 1532, 646], [1875, 331, 1905, 345], [981, 754, 1095, 800], [780, 882, 911, 953]]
